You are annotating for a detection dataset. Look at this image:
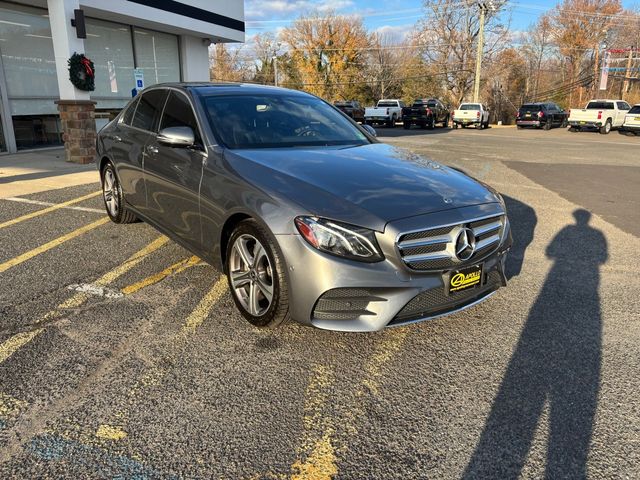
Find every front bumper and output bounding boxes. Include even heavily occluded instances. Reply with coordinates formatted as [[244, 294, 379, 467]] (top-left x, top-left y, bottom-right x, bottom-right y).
[[276, 204, 511, 332]]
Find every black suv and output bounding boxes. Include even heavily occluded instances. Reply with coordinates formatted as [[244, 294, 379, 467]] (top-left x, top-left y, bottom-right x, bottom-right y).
[[516, 102, 568, 130], [402, 98, 450, 129], [334, 100, 365, 123]]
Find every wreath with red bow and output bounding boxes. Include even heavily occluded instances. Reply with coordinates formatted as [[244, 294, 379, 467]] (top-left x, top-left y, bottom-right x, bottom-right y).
[[68, 53, 95, 91]]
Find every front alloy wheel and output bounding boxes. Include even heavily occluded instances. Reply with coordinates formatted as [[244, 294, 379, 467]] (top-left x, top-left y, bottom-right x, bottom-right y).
[[226, 220, 289, 327], [230, 234, 274, 317]]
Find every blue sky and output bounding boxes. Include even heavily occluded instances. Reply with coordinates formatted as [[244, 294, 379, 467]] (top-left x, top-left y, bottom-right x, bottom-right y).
[[244, 0, 638, 42]]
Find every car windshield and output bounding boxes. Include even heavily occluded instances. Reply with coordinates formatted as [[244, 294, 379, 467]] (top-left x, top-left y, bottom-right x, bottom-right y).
[[628, 105, 640, 114], [202, 94, 370, 149], [586, 101, 615, 109], [520, 104, 543, 111], [460, 104, 480, 110]]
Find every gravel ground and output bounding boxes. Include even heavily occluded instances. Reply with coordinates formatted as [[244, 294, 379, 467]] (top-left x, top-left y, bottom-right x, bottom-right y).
[[0, 126, 638, 479]]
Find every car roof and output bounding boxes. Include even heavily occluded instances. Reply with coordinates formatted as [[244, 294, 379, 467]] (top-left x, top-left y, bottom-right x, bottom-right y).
[[140, 82, 309, 97]]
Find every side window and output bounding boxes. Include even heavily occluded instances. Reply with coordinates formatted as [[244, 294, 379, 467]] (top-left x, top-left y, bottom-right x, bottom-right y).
[[617, 101, 630, 110], [121, 98, 138, 126], [132, 89, 168, 132], [160, 91, 202, 145]]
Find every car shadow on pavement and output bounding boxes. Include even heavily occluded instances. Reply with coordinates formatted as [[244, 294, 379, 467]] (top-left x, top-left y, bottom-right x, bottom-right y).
[[502, 195, 537, 279], [463, 209, 607, 479]]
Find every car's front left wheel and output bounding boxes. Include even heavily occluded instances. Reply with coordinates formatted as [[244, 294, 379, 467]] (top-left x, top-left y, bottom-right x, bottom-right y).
[[226, 219, 289, 328], [101, 162, 137, 224]]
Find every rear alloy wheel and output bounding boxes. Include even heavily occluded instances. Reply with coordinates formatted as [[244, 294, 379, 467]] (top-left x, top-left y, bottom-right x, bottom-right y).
[[600, 119, 612, 135], [543, 120, 551, 130], [226, 220, 289, 328], [403, 121, 411, 129], [101, 162, 137, 224]]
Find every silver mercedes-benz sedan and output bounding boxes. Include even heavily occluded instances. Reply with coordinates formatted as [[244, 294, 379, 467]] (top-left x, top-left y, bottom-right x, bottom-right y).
[[96, 83, 512, 332]]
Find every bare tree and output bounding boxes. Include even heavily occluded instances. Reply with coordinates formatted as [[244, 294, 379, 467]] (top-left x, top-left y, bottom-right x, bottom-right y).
[[417, 0, 510, 106]]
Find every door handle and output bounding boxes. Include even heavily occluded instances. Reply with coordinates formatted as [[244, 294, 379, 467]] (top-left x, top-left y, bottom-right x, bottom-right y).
[[111, 135, 122, 142], [146, 145, 158, 154]]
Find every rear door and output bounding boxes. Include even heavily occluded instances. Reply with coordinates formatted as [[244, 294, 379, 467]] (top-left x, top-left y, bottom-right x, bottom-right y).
[[144, 89, 206, 250]]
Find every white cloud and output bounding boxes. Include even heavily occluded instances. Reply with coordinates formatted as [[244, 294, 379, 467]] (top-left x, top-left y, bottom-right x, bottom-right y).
[[245, 0, 355, 22], [374, 24, 413, 43]]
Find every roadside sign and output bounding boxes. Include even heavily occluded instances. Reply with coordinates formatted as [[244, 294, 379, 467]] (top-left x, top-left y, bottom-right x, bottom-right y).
[[134, 68, 144, 89]]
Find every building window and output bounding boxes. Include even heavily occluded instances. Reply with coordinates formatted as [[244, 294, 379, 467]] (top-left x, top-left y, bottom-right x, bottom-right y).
[[133, 28, 180, 85], [85, 18, 135, 109]]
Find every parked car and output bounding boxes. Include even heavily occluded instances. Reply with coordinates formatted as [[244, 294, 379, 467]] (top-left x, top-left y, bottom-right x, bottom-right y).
[[97, 83, 511, 332], [334, 100, 365, 123], [402, 98, 450, 129], [365, 99, 405, 127], [516, 102, 568, 130], [453, 103, 490, 129], [621, 104, 640, 136], [568, 99, 631, 134]]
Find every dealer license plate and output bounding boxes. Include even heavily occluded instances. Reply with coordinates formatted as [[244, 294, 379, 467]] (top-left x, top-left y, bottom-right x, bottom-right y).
[[446, 264, 483, 294]]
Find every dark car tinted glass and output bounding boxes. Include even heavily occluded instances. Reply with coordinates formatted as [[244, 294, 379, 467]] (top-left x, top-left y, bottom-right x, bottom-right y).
[[334, 102, 351, 107], [132, 89, 168, 131], [520, 104, 543, 111], [202, 94, 370, 149], [122, 98, 138, 125], [586, 101, 614, 109], [377, 101, 398, 107], [160, 91, 201, 143], [629, 105, 640, 114], [459, 104, 480, 110]]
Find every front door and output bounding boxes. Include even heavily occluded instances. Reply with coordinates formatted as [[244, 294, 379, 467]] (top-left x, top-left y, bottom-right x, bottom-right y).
[[144, 90, 205, 250]]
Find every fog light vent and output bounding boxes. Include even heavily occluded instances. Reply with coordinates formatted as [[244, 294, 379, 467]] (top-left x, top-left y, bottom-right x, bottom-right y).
[[312, 288, 385, 321]]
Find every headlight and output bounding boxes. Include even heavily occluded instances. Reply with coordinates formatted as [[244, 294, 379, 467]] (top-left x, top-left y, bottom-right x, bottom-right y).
[[294, 216, 384, 263]]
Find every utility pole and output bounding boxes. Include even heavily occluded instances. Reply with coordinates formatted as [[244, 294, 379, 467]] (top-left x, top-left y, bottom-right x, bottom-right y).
[[272, 55, 278, 87], [622, 47, 634, 98], [473, 2, 494, 103]]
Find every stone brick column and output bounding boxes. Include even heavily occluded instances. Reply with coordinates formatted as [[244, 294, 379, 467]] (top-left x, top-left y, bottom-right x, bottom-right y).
[[55, 100, 97, 164]]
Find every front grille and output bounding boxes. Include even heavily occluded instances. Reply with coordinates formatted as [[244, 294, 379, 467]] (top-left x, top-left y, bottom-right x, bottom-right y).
[[397, 214, 504, 271], [312, 288, 386, 321], [390, 270, 502, 325]]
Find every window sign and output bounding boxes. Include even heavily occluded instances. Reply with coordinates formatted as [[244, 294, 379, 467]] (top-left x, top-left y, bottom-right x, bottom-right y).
[[134, 68, 145, 89]]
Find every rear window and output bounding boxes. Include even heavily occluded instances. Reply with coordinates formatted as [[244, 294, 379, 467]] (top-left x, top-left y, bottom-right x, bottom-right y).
[[629, 105, 640, 114], [520, 104, 543, 111], [459, 104, 480, 110], [586, 101, 614, 109], [334, 102, 350, 107], [377, 101, 398, 107]]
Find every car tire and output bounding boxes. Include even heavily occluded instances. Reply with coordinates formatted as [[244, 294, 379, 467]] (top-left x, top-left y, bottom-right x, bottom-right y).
[[543, 120, 551, 130], [420, 122, 427, 129], [461, 124, 467, 129], [403, 121, 411, 130], [443, 115, 450, 128], [428, 120, 435, 130], [101, 162, 137, 224], [226, 219, 289, 328], [600, 119, 612, 135], [478, 122, 484, 130], [517, 125, 523, 129], [561, 118, 568, 128]]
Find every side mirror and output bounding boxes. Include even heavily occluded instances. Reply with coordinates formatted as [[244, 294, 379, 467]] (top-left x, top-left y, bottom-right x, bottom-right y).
[[362, 124, 377, 137], [157, 126, 195, 148]]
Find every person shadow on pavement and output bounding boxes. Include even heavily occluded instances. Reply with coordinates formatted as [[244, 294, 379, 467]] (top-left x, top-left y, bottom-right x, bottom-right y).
[[463, 209, 607, 479]]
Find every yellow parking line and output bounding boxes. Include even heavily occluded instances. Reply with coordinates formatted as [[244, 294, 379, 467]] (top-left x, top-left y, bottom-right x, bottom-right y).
[[182, 276, 228, 333], [0, 191, 102, 230], [0, 329, 43, 364], [121, 255, 200, 295], [0, 217, 110, 274], [56, 235, 168, 311], [0, 237, 168, 366]]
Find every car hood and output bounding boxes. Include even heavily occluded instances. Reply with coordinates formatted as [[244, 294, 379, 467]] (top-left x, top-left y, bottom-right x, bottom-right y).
[[227, 143, 501, 231]]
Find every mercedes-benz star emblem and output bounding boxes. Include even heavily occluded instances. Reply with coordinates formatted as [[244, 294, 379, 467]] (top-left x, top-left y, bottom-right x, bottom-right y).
[[455, 228, 476, 261]]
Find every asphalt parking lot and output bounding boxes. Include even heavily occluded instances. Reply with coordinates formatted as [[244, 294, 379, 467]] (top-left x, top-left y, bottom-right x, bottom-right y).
[[1, 126, 639, 479]]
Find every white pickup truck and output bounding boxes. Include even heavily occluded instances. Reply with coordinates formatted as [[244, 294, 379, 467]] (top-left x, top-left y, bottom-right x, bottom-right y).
[[453, 103, 490, 129], [568, 99, 631, 134], [365, 99, 405, 128]]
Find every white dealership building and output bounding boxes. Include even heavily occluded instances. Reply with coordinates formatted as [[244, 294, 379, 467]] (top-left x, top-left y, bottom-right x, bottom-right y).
[[0, 0, 244, 160]]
